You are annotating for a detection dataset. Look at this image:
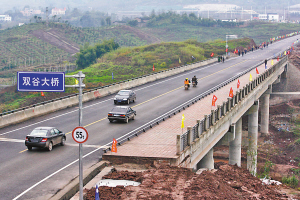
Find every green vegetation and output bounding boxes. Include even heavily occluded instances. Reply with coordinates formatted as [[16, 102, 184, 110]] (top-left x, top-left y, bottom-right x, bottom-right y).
[[74, 38, 251, 86], [75, 39, 119, 69], [258, 160, 274, 179], [282, 175, 299, 188], [291, 168, 300, 175], [0, 23, 71, 70], [1, 20, 300, 72]]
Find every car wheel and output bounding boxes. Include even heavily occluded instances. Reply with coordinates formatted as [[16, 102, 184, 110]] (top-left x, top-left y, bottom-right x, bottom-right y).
[[125, 117, 129, 123], [27, 146, 32, 151], [133, 98, 136, 103], [109, 119, 113, 123], [127, 99, 130, 104], [61, 137, 66, 146], [132, 115, 135, 120], [48, 142, 53, 151]]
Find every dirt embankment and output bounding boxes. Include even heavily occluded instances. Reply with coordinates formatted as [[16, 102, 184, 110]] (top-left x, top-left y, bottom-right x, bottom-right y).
[[84, 164, 290, 199], [31, 29, 79, 54]]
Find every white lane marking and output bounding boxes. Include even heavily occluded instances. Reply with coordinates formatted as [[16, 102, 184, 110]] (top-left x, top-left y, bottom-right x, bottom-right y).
[[1, 62, 219, 136], [0, 138, 24, 143], [0, 138, 107, 148]]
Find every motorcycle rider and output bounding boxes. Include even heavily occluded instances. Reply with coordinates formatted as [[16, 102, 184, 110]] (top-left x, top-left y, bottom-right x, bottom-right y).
[[184, 78, 190, 88], [192, 75, 198, 86]]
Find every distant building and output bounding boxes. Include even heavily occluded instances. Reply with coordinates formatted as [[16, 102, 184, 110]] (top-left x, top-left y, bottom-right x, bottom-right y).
[[258, 14, 268, 20], [19, 23, 24, 26], [20, 8, 43, 16], [268, 13, 279, 22], [258, 13, 279, 22], [0, 15, 11, 21], [51, 8, 66, 15]]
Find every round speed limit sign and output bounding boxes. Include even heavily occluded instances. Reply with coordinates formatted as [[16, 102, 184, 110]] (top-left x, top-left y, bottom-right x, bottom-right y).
[[72, 127, 88, 143]]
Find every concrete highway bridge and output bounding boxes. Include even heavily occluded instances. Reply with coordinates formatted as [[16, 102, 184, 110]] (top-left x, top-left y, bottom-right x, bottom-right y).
[[0, 34, 297, 199]]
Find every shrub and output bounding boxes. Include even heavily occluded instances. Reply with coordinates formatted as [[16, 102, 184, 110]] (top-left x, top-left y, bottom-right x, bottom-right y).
[[282, 175, 299, 188]]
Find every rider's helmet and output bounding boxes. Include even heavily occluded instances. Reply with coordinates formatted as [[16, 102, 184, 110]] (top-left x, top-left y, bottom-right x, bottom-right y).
[[186, 78, 188, 80]]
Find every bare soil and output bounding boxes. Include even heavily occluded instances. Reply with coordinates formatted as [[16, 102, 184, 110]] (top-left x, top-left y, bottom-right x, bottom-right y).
[[84, 164, 292, 200]]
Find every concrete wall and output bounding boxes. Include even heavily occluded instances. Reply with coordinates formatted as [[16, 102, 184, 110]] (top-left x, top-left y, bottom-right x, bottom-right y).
[[0, 58, 217, 128]]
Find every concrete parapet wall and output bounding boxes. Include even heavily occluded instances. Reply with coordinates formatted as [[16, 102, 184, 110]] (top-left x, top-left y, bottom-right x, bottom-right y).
[[0, 58, 217, 128]]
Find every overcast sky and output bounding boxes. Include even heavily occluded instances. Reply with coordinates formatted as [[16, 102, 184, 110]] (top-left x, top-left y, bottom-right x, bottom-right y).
[[0, 0, 298, 14]]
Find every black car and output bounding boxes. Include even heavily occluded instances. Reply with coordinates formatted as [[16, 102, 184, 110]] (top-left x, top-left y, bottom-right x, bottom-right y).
[[114, 90, 136, 104], [25, 127, 66, 151], [108, 106, 136, 123]]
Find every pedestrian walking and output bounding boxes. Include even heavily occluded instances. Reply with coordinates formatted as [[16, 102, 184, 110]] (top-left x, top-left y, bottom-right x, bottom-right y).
[[222, 56, 225, 63]]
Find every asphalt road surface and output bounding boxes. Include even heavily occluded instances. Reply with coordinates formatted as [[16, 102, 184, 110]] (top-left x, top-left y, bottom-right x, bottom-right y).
[[0, 35, 298, 200]]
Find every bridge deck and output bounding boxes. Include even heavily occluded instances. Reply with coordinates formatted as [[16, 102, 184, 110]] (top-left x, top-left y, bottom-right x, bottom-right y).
[[102, 61, 277, 165]]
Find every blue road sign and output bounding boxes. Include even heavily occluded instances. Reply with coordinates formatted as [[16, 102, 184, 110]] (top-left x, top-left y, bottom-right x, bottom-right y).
[[17, 72, 65, 92]]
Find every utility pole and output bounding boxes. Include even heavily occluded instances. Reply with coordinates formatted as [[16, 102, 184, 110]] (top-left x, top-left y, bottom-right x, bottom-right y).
[[46, 7, 49, 27]]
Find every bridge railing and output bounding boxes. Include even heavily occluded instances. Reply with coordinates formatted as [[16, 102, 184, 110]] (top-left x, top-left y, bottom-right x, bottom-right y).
[[179, 55, 288, 152]]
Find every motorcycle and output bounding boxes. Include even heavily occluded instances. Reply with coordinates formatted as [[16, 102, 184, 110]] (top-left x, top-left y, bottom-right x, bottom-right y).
[[192, 81, 196, 87], [184, 84, 189, 90]]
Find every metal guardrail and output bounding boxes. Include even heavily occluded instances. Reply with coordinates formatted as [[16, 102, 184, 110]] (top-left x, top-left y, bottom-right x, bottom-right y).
[[103, 51, 288, 152]]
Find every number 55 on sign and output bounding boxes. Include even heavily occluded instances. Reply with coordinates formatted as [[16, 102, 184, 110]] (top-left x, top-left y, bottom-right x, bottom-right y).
[[72, 127, 89, 143]]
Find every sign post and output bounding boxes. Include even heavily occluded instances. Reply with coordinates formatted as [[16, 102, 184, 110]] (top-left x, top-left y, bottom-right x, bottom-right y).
[[66, 71, 85, 200]]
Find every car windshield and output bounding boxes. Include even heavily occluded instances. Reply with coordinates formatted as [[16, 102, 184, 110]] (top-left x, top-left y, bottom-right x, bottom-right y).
[[117, 91, 130, 96], [111, 107, 127, 112], [30, 129, 48, 136]]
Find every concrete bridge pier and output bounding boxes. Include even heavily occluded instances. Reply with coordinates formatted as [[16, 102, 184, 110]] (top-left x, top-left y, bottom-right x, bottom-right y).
[[229, 118, 242, 167], [197, 148, 214, 170], [281, 63, 288, 79], [260, 86, 271, 137], [247, 101, 259, 176]]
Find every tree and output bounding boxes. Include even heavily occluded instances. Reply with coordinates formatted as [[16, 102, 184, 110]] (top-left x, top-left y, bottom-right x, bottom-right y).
[[52, 15, 56, 22], [105, 17, 111, 26], [34, 15, 37, 22], [128, 20, 138, 27]]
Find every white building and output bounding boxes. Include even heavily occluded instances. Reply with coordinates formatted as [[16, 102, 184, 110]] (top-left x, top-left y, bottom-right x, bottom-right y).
[[0, 15, 12, 21], [268, 13, 279, 22], [258, 14, 267, 20], [51, 8, 66, 15], [20, 8, 43, 16]]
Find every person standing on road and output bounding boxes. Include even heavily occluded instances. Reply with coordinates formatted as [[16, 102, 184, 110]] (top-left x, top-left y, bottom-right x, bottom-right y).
[[222, 56, 225, 63], [265, 59, 267, 67]]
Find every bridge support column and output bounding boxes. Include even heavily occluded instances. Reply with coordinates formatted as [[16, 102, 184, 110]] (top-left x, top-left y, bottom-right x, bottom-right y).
[[197, 148, 214, 170], [247, 101, 259, 176], [260, 93, 270, 136], [229, 118, 242, 167]]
